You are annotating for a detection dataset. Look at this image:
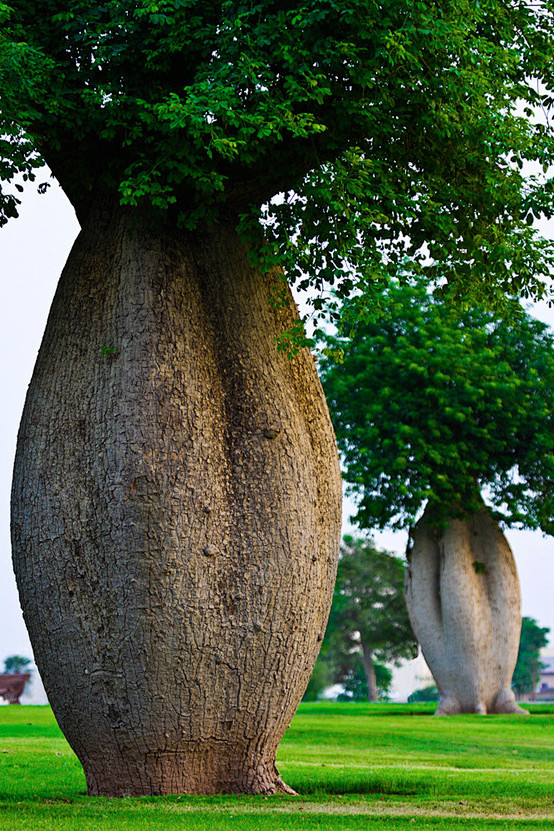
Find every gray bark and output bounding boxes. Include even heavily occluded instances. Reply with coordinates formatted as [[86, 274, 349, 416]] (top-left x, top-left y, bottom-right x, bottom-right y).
[[405, 506, 527, 715], [11, 201, 342, 795]]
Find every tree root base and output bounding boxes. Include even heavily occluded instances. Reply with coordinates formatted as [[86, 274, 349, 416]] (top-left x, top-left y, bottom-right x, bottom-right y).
[[434, 688, 529, 716], [84, 750, 296, 797], [493, 688, 529, 715]]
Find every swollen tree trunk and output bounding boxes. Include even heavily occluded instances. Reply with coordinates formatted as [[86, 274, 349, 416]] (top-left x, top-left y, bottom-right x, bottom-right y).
[[361, 642, 378, 703], [405, 506, 527, 716], [11, 201, 342, 795]]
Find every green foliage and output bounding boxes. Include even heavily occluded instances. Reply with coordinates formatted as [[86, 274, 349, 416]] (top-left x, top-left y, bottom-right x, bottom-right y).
[[1, 1, 554, 315], [407, 685, 440, 703], [327, 536, 417, 661], [301, 654, 335, 702], [336, 660, 393, 701], [312, 536, 417, 700], [320, 282, 554, 531], [2, 655, 32, 675], [512, 616, 550, 697]]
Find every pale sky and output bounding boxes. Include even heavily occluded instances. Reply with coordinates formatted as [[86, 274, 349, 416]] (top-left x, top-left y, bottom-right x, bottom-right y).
[[0, 179, 552, 698]]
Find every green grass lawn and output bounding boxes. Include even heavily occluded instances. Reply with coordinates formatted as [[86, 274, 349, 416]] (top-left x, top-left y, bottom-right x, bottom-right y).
[[0, 702, 552, 830]]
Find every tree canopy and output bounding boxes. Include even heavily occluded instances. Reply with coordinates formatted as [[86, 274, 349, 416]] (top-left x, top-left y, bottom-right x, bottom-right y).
[[2, 0, 554, 315], [320, 282, 554, 531]]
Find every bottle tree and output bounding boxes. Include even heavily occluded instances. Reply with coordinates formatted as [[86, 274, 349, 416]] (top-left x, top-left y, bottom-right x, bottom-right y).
[[321, 282, 554, 715], [2, 0, 554, 793]]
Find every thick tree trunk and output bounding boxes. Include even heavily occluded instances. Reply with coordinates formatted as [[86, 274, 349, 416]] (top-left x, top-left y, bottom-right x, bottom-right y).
[[405, 506, 527, 716], [11, 201, 342, 795], [360, 643, 379, 702]]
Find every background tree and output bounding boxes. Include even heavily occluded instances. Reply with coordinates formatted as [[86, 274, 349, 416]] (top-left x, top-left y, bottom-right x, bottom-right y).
[[302, 655, 335, 702], [335, 658, 393, 701], [321, 283, 554, 714], [304, 631, 394, 701], [3, 0, 554, 795], [317, 536, 417, 702], [512, 617, 550, 699], [3, 655, 32, 675]]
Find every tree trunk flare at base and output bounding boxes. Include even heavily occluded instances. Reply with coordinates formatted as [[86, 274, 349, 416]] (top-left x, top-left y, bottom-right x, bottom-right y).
[[405, 508, 527, 716], [11, 203, 342, 795]]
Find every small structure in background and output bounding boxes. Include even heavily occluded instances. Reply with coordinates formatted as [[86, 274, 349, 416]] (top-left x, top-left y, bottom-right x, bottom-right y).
[[535, 657, 554, 701], [0, 656, 33, 704], [0, 674, 30, 704]]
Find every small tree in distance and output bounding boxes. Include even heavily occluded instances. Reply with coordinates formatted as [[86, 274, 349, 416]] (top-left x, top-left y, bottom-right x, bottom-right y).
[[335, 660, 393, 702], [3, 655, 32, 675], [318, 536, 417, 702], [512, 618, 550, 699]]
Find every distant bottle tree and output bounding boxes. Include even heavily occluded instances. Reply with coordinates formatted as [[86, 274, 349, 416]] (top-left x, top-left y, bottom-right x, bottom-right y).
[[512, 617, 550, 699], [321, 283, 554, 714]]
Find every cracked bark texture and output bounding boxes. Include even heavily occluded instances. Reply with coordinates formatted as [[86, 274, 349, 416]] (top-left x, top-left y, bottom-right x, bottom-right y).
[[405, 506, 527, 716], [11, 201, 342, 795]]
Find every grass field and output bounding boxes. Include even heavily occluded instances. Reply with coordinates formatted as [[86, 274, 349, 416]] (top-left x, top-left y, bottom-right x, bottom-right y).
[[0, 702, 552, 829]]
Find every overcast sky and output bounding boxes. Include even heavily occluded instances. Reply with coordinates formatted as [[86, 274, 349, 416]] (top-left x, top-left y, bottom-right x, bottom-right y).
[[0, 180, 552, 686]]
